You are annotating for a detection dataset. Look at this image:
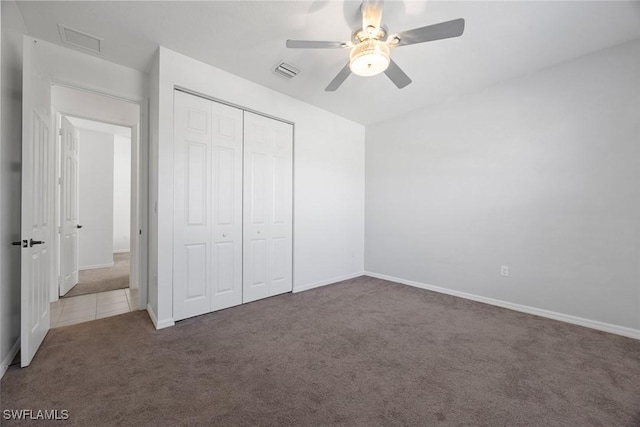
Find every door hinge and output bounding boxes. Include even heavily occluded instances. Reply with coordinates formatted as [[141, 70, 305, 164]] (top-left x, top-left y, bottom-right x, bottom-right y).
[[58, 177, 62, 185], [58, 226, 63, 234], [59, 128, 63, 136]]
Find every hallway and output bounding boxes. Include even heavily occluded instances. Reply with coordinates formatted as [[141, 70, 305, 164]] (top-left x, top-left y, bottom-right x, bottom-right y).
[[51, 288, 138, 328]]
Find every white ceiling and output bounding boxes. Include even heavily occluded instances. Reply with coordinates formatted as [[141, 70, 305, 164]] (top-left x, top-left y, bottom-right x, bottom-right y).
[[16, 1, 640, 125]]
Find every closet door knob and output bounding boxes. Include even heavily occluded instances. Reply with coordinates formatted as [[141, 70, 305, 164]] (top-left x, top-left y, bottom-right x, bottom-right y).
[[257, 230, 261, 234], [222, 233, 227, 238]]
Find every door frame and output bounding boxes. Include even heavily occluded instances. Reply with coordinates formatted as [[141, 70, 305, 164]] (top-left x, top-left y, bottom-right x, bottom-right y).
[[50, 82, 148, 310]]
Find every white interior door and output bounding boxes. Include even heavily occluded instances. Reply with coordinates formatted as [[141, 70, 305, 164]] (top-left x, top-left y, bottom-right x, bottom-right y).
[[243, 112, 293, 303], [129, 124, 139, 292], [210, 100, 243, 311], [21, 37, 52, 367], [59, 116, 80, 296], [173, 91, 243, 320], [173, 91, 212, 321]]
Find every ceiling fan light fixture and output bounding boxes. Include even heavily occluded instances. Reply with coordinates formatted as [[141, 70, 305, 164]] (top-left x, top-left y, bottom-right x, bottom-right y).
[[349, 39, 390, 77], [285, 2, 465, 91]]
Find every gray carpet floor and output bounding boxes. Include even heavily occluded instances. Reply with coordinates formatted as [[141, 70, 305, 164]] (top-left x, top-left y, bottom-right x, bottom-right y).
[[2, 276, 640, 426], [63, 253, 130, 298]]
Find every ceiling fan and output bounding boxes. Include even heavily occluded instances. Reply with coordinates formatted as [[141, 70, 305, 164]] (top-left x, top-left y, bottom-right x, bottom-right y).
[[286, 0, 465, 91]]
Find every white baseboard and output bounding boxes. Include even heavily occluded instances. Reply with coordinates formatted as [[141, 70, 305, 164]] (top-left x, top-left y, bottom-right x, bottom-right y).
[[294, 271, 365, 294], [146, 303, 174, 330], [79, 262, 114, 271], [156, 317, 175, 329], [365, 271, 640, 341], [146, 303, 158, 327], [1, 339, 21, 380]]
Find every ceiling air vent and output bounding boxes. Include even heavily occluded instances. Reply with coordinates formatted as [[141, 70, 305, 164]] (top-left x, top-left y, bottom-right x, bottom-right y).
[[58, 24, 103, 54], [273, 62, 300, 80]]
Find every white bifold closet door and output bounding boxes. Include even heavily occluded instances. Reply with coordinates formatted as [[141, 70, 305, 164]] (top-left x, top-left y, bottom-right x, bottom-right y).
[[243, 112, 293, 303], [173, 91, 243, 321]]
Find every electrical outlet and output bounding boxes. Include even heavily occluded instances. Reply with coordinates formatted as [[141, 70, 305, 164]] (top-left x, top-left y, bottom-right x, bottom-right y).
[[501, 265, 509, 277]]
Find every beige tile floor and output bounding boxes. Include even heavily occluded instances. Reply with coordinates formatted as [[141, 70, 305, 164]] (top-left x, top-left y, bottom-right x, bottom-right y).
[[50, 288, 139, 328]]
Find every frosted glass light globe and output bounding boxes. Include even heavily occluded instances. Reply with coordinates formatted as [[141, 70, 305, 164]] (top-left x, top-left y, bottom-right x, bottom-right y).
[[349, 39, 390, 77]]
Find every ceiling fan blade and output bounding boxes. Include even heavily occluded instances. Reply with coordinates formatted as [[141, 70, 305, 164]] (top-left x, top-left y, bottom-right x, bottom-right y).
[[384, 59, 412, 89], [325, 63, 352, 91], [361, 0, 384, 31], [344, 1, 362, 30], [286, 40, 347, 49], [393, 18, 465, 47]]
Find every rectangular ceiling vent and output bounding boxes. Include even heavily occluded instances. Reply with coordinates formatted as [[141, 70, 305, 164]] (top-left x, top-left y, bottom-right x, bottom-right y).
[[58, 24, 103, 54], [273, 62, 300, 80]]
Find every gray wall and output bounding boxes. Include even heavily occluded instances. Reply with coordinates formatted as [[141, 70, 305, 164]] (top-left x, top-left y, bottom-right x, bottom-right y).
[[78, 129, 115, 269], [1, 0, 27, 372], [366, 39, 640, 330]]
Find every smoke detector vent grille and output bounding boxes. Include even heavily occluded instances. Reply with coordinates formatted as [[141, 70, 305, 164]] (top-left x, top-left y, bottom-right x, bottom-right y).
[[273, 62, 300, 79], [58, 24, 103, 54]]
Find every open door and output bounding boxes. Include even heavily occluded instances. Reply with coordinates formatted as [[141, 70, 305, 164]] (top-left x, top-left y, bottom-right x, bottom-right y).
[[59, 116, 80, 296], [129, 124, 139, 294], [21, 38, 52, 367]]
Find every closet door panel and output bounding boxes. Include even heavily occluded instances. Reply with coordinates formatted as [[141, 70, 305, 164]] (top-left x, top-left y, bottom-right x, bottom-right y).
[[215, 148, 234, 223], [243, 119, 271, 303], [268, 121, 293, 296], [175, 90, 293, 319], [214, 241, 234, 293], [186, 142, 207, 224], [250, 239, 267, 286], [249, 153, 268, 224], [185, 244, 207, 299], [173, 91, 212, 320], [243, 112, 293, 303], [210, 101, 243, 311]]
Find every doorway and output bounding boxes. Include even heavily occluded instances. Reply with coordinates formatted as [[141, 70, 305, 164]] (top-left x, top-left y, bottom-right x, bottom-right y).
[[18, 37, 149, 366], [51, 85, 142, 328]]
